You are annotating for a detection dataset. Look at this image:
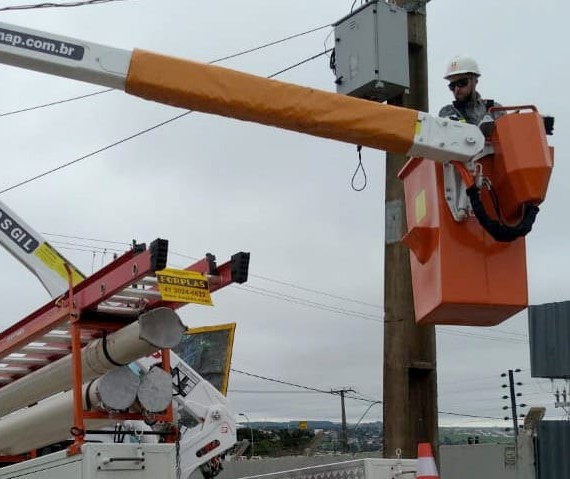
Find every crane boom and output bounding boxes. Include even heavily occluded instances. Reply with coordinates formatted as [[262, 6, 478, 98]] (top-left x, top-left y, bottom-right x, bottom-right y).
[[0, 200, 85, 298], [0, 21, 484, 163]]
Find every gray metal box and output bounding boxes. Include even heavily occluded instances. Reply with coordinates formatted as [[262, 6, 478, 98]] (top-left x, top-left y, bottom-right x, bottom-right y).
[[536, 421, 570, 479], [333, 1, 409, 101], [528, 301, 570, 379]]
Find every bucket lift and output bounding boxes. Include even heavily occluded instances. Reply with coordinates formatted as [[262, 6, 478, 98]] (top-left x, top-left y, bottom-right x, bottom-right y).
[[0, 20, 555, 329]]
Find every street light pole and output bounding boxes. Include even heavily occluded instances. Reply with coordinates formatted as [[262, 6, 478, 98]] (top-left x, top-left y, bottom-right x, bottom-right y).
[[239, 413, 254, 457]]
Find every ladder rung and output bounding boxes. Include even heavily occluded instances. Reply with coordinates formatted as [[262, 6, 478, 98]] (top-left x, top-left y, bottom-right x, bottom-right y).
[[95, 305, 141, 316], [133, 278, 158, 287], [0, 365, 28, 374], [42, 331, 95, 343], [4, 355, 49, 365], [110, 289, 162, 301], [22, 344, 70, 354], [103, 296, 142, 306]]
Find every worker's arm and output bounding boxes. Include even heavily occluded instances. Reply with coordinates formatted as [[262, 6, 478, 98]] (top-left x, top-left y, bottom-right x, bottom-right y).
[[0, 21, 484, 163]]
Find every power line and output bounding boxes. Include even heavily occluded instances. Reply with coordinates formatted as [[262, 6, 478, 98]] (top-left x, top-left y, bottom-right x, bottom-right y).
[[446, 326, 528, 340], [210, 24, 330, 64], [49, 239, 124, 253], [169, 249, 381, 310], [231, 368, 332, 395], [0, 111, 191, 194], [39, 234, 384, 320], [37, 234, 532, 346], [232, 367, 503, 421], [0, 0, 128, 11], [438, 329, 527, 345], [42, 232, 129, 246], [0, 89, 113, 118], [268, 49, 331, 78], [233, 284, 382, 323], [248, 274, 381, 310], [229, 390, 320, 394], [0, 49, 331, 194], [0, 24, 333, 118]]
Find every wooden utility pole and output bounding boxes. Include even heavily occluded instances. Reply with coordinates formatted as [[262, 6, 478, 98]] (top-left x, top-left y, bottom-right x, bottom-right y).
[[332, 388, 355, 453], [382, 0, 438, 459]]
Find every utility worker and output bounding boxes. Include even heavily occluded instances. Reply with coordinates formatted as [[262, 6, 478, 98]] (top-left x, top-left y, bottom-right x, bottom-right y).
[[439, 56, 500, 127]]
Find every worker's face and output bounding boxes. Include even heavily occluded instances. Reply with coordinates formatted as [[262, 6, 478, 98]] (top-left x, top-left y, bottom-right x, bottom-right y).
[[447, 74, 476, 102]]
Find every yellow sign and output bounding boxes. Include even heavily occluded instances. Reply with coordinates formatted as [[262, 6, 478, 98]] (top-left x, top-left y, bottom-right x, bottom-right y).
[[415, 189, 427, 224], [299, 421, 308, 431], [34, 242, 85, 286], [156, 268, 213, 305]]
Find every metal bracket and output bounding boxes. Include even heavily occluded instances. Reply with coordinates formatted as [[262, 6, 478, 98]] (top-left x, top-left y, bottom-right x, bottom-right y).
[[386, 200, 403, 244], [443, 163, 471, 222], [442, 143, 494, 222], [97, 447, 145, 471]]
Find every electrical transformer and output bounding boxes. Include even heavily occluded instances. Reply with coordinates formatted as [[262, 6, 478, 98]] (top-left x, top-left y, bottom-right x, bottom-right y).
[[333, 1, 409, 101]]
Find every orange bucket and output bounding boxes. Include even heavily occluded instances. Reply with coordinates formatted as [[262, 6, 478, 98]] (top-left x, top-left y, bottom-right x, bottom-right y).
[[487, 106, 553, 221], [398, 157, 528, 326]]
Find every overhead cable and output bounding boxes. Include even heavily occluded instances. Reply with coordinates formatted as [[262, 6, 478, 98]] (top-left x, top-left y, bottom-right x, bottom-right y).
[[0, 111, 191, 194], [210, 24, 330, 64], [0, 48, 332, 194], [232, 367, 503, 420], [0, 24, 332, 118], [0, 0, 128, 11]]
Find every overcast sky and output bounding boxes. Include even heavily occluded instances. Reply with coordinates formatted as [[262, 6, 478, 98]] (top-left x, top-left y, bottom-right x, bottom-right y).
[[0, 0, 568, 429]]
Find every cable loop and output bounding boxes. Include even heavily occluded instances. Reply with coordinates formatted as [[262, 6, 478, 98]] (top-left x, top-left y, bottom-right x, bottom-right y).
[[351, 145, 368, 192]]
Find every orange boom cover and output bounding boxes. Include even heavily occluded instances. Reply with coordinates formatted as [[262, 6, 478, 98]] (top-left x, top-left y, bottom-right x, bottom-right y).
[[126, 49, 418, 154]]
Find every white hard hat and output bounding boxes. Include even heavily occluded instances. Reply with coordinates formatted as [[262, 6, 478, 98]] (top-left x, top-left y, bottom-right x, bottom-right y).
[[444, 56, 481, 79]]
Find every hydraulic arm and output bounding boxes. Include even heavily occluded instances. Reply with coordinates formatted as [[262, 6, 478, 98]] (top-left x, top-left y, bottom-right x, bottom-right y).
[[0, 21, 484, 163], [0, 22, 554, 326]]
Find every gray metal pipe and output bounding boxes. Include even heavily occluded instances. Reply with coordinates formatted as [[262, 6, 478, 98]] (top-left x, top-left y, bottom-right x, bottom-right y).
[[0, 307, 185, 418]]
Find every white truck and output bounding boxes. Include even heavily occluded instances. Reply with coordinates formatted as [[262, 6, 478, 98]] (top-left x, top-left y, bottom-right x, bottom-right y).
[[0, 195, 240, 479]]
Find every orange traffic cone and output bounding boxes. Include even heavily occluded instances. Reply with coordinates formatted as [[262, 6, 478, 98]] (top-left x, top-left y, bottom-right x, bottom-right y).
[[416, 442, 439, 479]]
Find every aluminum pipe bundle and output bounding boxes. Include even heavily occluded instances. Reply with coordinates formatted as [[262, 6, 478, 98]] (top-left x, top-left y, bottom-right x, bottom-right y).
[[0, 307, 185, 418]]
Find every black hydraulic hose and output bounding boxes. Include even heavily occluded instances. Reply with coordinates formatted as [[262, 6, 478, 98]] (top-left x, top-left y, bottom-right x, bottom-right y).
[[466, 185, 540, 242]]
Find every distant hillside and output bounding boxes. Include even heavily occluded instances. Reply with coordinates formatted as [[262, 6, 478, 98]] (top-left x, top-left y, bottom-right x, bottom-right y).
[[238, 421, 513, 446], [246, 420, 338, 430]]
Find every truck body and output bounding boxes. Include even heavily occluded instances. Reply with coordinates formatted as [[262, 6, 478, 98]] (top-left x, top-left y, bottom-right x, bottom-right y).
[[0, 443, 177, 479], [233, 458, 417, 479]]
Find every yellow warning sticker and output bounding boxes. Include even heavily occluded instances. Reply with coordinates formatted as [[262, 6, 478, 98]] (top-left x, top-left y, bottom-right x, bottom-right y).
[[33, 242, 85, 286], [156, 268, 213, 306], [415, 120, 423, 135], [415, 190, 427, 224]]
